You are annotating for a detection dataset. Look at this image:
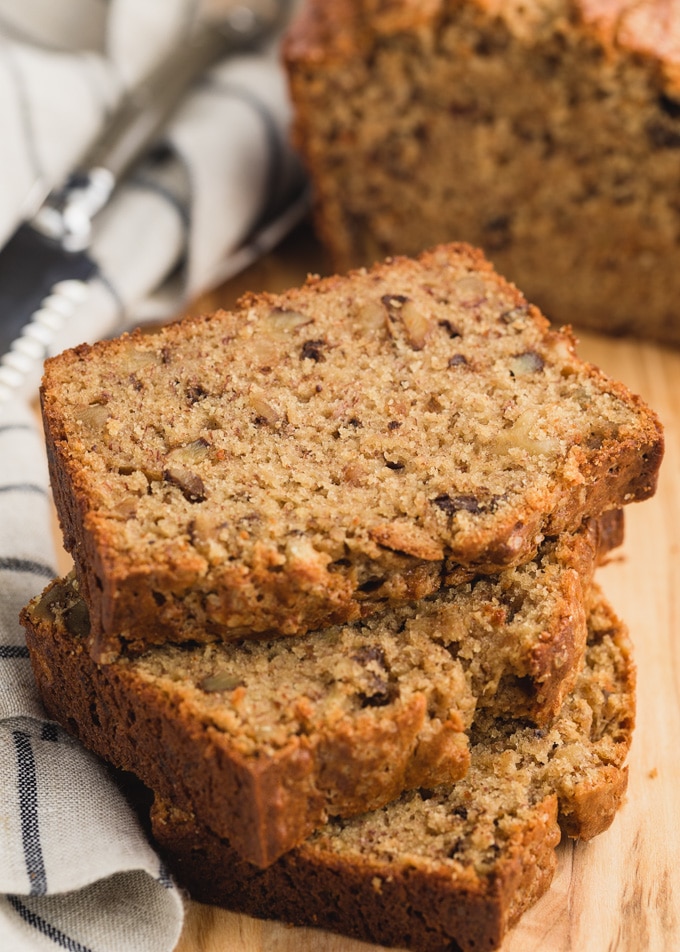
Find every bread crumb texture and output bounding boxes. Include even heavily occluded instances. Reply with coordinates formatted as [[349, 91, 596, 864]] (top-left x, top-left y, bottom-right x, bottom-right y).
[[41, 243, 662, 656], [285, 0, 680, 343], [21, 514, 613, 866], [146, 587, 634, 952]]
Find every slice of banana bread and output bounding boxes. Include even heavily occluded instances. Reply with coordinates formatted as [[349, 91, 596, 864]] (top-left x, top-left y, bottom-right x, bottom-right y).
[[285, 0, 680, 344], [21, 516, 614, 868], [148, 587, 635, 952], [40, 243, 662, 661]]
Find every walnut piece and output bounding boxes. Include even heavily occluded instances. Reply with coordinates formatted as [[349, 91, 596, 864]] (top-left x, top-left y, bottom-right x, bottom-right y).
[[509, 351, 545, 376], [163, 464, 207, 502], [75, 403, 110, 430], [382, 294, 432, 349], [261, 308, 312, 340], [201, 671, 244, 693], [249, 388, 281, 425]]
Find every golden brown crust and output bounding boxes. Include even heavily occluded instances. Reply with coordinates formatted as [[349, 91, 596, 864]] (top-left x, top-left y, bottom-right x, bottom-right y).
[[561, 764, 629, 838], [286, 0, 680, 86], [283, 0, 360, 61], [40, 244, 663, 660], [578, 0, 680, 91]]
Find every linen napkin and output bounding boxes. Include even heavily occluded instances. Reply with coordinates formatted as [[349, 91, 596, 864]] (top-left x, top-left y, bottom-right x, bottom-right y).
[[0, 400, 185, 952], [0, 0, 307, 948]]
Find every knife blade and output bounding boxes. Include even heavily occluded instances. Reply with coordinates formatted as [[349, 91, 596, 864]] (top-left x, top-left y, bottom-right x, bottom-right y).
[[0, 1, 287, 403]]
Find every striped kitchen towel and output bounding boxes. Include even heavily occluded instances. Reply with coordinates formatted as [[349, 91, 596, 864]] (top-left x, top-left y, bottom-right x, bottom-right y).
[[0, 0, 307, 404], [0, 400, 185, 951], [0, 0, 306, 949]]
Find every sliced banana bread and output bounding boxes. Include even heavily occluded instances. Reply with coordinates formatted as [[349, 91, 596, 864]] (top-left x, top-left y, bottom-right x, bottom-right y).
[[40, 243, 662, 660], [285, 0, 680, 344], [148, 587, 635, 952], [21, 516, 616, 868]]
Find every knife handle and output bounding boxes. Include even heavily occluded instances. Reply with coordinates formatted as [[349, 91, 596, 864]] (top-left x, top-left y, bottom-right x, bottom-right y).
[[0, 225, 94, 401], [23, 4, 288, 252]]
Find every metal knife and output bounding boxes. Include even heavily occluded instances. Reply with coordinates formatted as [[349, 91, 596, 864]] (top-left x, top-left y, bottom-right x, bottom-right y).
[[0, 1, 286, 402]]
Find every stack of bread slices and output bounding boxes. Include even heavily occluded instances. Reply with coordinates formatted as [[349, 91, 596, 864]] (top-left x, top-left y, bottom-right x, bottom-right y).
[[22, 243, 663, 952]]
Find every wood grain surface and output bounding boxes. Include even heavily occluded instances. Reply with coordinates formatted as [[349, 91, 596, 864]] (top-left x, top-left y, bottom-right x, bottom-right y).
[[66, 225, 680, 952]]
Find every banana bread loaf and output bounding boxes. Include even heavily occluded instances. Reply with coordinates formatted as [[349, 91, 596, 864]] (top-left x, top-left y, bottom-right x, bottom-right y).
[[40, 243, 662, 661], [149, 587, 635, 952], [285, 0, 680, 344], [21, 516, 615, 867]]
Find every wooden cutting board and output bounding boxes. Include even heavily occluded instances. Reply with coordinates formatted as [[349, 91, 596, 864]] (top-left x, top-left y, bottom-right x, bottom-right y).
[[61, 226, 680, 952]]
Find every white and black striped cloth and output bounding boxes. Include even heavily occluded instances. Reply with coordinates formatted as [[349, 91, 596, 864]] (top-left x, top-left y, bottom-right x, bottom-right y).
[[0, 402, 184, 951], [0, 1, 306, 948]]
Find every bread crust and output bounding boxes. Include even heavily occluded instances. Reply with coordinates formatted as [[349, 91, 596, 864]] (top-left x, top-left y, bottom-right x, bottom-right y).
[[286, 0, 680, 72]]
